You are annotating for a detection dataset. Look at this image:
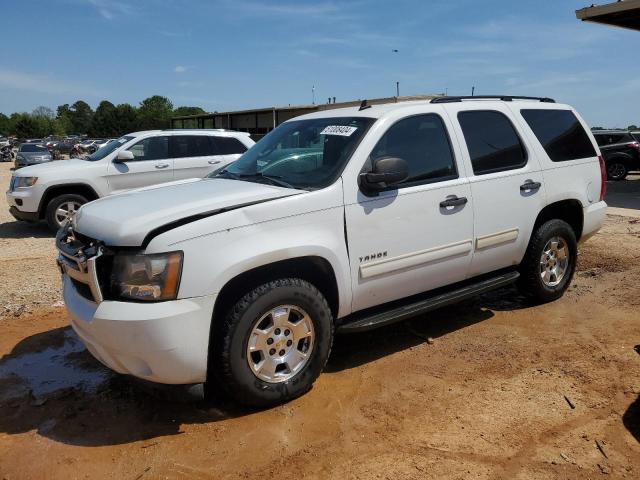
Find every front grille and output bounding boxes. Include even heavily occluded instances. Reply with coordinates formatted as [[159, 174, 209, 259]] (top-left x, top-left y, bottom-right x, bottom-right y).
[[56, 225, 105, 303]]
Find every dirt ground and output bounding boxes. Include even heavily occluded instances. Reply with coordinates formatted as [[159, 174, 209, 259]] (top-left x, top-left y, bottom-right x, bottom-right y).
[[0, 161, 639, 479]]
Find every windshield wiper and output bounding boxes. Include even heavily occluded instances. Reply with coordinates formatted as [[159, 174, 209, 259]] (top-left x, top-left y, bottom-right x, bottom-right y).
[[215, 169, 296, 189], [239, 172, 296, 189]]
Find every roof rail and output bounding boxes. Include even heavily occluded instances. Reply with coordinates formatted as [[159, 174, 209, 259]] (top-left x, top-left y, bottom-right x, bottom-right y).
[[431, 95, 555, 104]]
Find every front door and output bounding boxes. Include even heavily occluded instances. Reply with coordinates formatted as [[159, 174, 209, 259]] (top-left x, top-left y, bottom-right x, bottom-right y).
[[106, 135, 174, 194], [345, 113, 475, 312]]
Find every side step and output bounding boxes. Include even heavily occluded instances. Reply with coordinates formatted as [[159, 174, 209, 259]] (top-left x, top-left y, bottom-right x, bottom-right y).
[[338, 270, 520, 333]]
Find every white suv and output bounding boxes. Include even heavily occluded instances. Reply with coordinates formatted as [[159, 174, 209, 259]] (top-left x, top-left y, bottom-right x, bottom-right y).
[[56, 96, 607, 407], [7, 129, 254, 230]]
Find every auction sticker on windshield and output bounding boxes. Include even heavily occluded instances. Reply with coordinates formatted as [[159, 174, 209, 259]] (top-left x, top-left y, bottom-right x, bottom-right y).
[[320, 125, 358, 136]]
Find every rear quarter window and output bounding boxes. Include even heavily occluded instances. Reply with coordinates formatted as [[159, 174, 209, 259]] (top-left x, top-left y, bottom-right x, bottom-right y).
[[214, 137, 248, 155], [520, 109, 596, 162]]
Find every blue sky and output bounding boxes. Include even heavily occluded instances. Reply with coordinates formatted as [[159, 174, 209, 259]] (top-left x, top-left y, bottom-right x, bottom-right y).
[[1, 0, 639, 127]]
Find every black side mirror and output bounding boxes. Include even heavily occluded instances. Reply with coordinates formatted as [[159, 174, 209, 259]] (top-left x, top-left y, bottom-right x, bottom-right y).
[[359, 156, 409, 193]]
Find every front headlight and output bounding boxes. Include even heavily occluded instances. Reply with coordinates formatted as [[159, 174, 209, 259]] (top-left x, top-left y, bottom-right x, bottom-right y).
[[111, 251, 183, 301], [13, 176, 38, 188]]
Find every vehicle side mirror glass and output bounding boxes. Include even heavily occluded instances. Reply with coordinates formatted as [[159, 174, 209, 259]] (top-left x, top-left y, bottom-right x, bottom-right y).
[[115, 150, 134, 163], [359, 156, 409, 193]]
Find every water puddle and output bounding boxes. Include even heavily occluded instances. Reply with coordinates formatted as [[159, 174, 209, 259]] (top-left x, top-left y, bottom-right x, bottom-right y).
[[0, 328, 110, 402]]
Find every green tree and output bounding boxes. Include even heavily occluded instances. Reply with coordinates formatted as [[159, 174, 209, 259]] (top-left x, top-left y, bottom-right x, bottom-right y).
[[0, 113, 10, 135], [90, 101, 118, 136], [68, 100, 94, 134], [138, 95, 173, 130], [31, 106, 55, 136], [628, 125, 638, 131], [114, 103, 139, 134], [13, 114, 39, 138], [173, 106, 206, 117]]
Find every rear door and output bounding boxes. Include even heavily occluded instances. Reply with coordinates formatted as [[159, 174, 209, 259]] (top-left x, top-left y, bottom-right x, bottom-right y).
[[171, 135, 221, 180], [106, 135, 173, 194], [211, 136, 250, 169], [446, 105, 546, 277]]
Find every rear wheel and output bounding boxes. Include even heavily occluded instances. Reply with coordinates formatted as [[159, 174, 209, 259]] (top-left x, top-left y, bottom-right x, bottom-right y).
[[208, 278, 334, 408], [45, 193, 87, 231], [517, 219, 577, 303], [606, 160, 628, 181]]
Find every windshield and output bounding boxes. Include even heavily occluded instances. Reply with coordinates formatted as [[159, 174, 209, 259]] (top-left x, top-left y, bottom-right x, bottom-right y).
[[210, 116, 375, 190], [86, 135, 134, 161], [20, 144, 48, 152]]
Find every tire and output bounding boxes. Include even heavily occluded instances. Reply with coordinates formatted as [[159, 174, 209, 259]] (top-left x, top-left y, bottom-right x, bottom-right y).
[[517, 219, 577, 303], [45, 193, 88, 232], [606, 160, 628, 181], [209, 278, 334, 408]]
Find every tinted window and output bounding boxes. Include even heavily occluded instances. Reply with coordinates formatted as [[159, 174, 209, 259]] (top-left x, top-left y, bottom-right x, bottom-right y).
[[169, 135, 216, 158], [214, 137, 248, 155], [458, 111, 527, 175], [127, 136, 168, 161], [594, 132, 633, 146], [370, 114, 457, 186], [521, 109, 596, 162]]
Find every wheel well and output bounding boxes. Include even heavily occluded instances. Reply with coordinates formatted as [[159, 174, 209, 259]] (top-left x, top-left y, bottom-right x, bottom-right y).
[[534, 200, 583, 241], [38, 184, 99, 219], [212, 256, 340, 324]]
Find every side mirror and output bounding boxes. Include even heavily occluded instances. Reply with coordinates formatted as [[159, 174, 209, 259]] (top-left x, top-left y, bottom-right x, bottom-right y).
[[359, 156, 409, 193], [114, 150, 134, 163]]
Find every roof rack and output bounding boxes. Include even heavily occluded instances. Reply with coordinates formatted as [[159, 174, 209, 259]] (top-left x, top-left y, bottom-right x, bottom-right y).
[[431, 95, 555, 104]]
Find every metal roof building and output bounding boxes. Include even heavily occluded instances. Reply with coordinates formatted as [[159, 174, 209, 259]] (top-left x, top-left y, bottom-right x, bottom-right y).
[[170, 95, 438, 139], [576, 0, 640, 31]]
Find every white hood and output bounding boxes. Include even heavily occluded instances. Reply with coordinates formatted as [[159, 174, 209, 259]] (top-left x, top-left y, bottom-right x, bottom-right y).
[[73, 178, 300, 246]]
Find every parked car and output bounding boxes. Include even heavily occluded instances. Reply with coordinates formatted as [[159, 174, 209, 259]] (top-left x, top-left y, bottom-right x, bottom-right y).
[[25, 138, 44, 144], [592, 130, 640, 180], [50, 96, 607, 407], [95, 139, 117, 150], [7, 129, 254, 230], [49, 138, 79, 158], [14, 143, 53, 168], [0, 137, 10, 148], [77, 139, 103, 152]]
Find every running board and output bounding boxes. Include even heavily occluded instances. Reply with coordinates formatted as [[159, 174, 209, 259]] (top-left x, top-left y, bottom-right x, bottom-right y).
[[338, 270, 520, 333]]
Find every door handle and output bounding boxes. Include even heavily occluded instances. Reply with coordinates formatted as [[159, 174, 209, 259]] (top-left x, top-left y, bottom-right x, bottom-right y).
[[439, 196, 468, 208], [155, 163, 169, 169], [520, 181, 542, 192], [208, 160, 221, 165]]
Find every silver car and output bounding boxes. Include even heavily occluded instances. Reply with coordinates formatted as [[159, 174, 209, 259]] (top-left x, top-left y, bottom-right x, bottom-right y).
[[15, 143, 53, 168]]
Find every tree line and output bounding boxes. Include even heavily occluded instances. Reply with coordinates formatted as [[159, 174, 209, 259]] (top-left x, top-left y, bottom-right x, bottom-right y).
[[0, 95, 206, 139]]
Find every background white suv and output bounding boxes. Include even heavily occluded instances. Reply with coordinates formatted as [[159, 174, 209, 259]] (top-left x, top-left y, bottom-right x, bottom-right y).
[[7, 129, 254, 230]]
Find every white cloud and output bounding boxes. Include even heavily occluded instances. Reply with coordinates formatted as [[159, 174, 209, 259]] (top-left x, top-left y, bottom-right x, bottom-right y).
[[0, 70, 105, 97], [87, 0, 135, 20], [174, 65, 188, 73]]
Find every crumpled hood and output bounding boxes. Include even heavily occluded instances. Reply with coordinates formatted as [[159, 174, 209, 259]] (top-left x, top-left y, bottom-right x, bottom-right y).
[[73, 178, 300, 246]]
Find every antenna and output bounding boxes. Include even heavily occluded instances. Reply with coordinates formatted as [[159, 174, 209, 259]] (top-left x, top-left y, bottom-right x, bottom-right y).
[[359, 99, 371, 111]]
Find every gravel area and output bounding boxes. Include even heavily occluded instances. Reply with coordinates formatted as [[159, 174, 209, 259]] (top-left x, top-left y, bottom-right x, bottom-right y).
[[0, 162, 61, 318]]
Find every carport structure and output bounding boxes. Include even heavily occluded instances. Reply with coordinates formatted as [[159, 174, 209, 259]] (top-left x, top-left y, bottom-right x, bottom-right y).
[[576, 0, 640, 31]]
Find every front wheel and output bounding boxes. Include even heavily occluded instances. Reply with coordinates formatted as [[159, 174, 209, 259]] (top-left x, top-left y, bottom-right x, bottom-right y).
[[209, 278, 334, 408], [517, 219, 577, 303], [45, 193, 87, 232]]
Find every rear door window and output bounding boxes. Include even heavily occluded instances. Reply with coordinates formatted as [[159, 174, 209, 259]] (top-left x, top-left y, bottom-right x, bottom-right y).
[[457, 110, 527, 175], [520, 109, 597, 162], [213, 137, 248, 155], [170, 135, 217, 158]]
